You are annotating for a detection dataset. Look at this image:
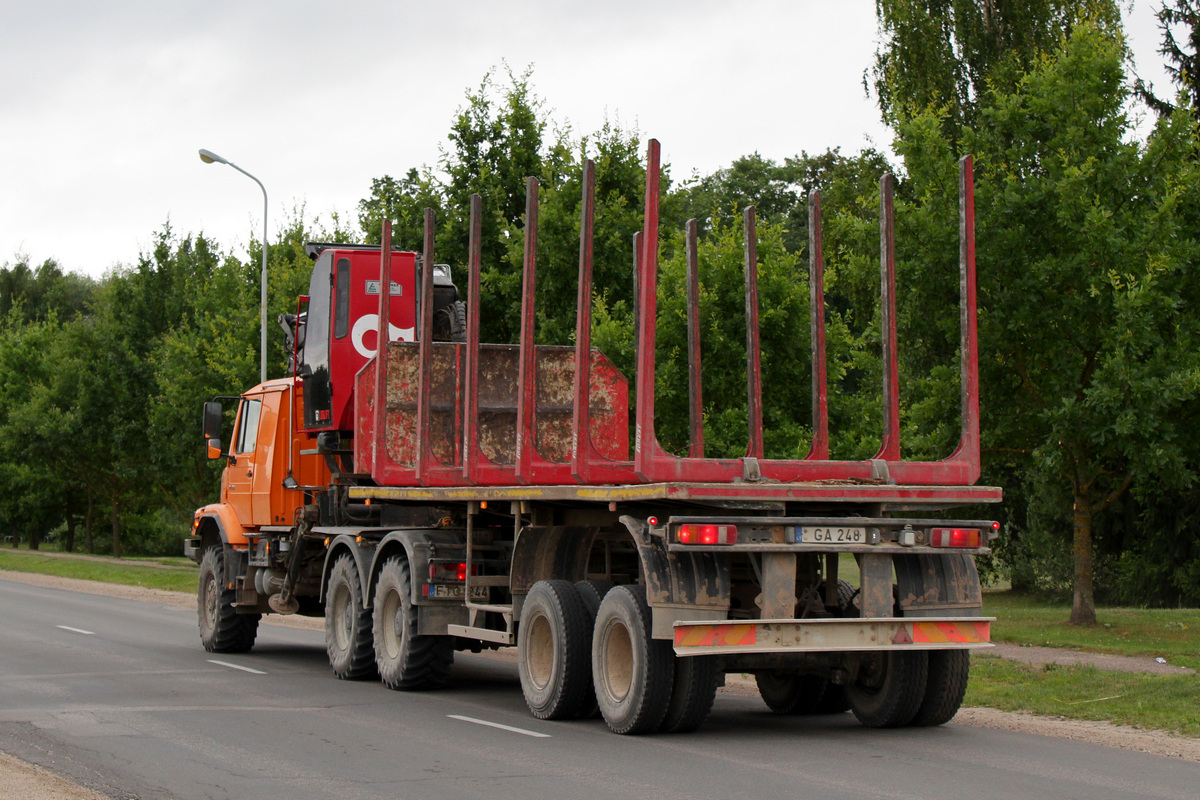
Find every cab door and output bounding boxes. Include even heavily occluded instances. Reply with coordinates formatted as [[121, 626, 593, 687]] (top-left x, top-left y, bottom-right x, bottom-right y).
[[224, 392, 280, 528]]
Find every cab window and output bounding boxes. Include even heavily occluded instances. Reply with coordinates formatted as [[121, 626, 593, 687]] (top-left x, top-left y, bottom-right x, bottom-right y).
[[235, 398, 262, 454]]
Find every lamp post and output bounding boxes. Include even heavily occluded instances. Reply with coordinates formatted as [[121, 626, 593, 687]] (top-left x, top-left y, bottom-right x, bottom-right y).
[[198, 148, 269, 383]]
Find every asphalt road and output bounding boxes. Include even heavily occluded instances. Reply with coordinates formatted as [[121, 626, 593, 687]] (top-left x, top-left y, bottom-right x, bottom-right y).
[[2, 577, 1197, 800]]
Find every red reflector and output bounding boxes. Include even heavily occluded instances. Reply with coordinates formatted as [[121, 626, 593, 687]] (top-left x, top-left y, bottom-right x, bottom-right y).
[[929, 528, 981, 548], [677, 524, 737, 545], [430, 562, 477, 581]]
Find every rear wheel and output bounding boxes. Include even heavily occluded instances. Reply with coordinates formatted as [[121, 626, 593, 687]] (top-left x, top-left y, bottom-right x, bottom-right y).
[[660, 655, 718, 733], [325, 554, 377, 680], [845, 650, 928, 728], [592, 585, 674, 735], [575, 579, 614, 618], [518, 580, 594, 719], [198, 546, 259, 653], [911, 650, 970, 726], [574, 579, 614, 718], [373, 557, 453, 690]]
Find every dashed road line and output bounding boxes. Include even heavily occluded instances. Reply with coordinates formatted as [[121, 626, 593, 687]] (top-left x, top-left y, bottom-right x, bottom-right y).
[[207, 660, 267, 675], [447, 714, 551, 738]]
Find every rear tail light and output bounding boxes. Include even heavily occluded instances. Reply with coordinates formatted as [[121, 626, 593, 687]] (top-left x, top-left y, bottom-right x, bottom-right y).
[[677, 524, 738, 545], [929, 528, 982, 548], [429, 562, 480, 582]]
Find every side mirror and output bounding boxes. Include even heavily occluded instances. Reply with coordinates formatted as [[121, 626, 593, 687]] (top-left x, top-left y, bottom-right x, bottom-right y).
[[206, 438, 223, 461], [202, 401, 223, 440]]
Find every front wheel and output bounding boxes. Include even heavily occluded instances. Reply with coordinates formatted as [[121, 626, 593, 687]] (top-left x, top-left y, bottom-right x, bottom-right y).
[[325, 554, 377, 680], [373, 557, 453, 690], [845, 650, 928, 728], [592, 585, 674, 735], [198, 546, 259, 653]]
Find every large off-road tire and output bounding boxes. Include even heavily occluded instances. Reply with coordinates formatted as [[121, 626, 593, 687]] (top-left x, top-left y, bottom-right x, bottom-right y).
[[910, 649, 970, 726], [845, 650, 928, 728], [325, 554, 377, 680], [592, 585, 674, 735], [373, 556, 453, 690], [574, 579, 614, 718], [198, 546, 259, 653], [434, 300, 467, 342], [660, 655, 719, 733], [575, 579, 614, 618], [518, 580, 595, 720]]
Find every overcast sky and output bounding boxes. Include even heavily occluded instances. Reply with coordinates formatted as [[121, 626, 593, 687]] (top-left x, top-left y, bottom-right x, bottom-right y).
[[0, 1, 1174, 278]]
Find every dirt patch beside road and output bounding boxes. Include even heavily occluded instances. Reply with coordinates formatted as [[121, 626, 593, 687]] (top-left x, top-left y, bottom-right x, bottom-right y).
[[0, 751, 107, 800]]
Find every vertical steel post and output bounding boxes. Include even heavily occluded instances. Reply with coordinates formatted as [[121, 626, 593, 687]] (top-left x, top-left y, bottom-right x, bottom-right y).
[[685, 219, 704, 458], [371, 221, 393, 479], [950, 155, 981, 481], [875, 174, 901, 462], [634, 140, 661, 479], [808, 192, 830, 460], [632, 230, 642, 385], [515, 177, 540, 482], [744, 206, 764, 460], [414, 209, 437, 481], [462, 194, 483, 483], [572, 161, 597, 479]]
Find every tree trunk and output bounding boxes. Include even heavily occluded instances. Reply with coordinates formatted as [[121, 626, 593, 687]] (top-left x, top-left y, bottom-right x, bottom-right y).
[[110, 491, 122, 559], [65, 515, 76, 553], [29, 527, 40, 551], [1069, 484, 1097, 626], [85, 489, 95, 554]]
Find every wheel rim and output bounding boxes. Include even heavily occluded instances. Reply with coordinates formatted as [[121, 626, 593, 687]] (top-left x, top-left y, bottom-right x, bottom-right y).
[[382, 588, 402, 659], [333, 585, 352, 650], [203, 573, 218, 631], [856, 653, 887, 695], [601, 619, 633, 702], [526, 612, 554, 691]]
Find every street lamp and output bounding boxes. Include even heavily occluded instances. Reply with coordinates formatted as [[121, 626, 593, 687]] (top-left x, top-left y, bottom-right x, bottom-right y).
[[198, 148, 269, 383]]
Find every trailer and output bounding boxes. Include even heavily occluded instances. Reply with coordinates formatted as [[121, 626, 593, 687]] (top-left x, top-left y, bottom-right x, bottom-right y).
[[187, 139, 1000, 734]]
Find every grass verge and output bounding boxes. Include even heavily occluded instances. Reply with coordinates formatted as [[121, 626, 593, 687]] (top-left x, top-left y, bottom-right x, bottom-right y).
[[0, 549, 197, 593], [967, 654, 1200, 737], [984, 591, 1200, 671]]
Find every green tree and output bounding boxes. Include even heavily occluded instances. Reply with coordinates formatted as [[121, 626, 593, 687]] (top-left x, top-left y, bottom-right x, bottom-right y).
[[0, 256, 96, 321], [872, 0, 1122, 140], [1135, 1, 1200, 122], [895, 22, 1200, 623]]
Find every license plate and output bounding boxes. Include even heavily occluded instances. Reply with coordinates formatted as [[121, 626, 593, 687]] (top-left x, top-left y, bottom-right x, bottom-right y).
[[428, 584, 489, 600], [802, 526, 866, 544]]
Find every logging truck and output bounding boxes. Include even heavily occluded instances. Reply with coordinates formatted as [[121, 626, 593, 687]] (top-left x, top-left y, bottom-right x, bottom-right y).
[[186, 140, 1000, 734]]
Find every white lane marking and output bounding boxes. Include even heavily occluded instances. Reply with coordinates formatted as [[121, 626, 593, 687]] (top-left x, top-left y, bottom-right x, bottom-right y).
[[57, 625, 95, 635], [447, 714, 551, 738], [207, 659, 267, 675]]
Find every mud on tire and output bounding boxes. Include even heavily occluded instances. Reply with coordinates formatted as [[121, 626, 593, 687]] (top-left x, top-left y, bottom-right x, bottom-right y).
[[518, 580, 594, 719], [373, 556, 453, 690], [325, 554, 377, 680], [198, 546, 259, 653], [592, 584, 674, 735], [845, 650, 928, 728]]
